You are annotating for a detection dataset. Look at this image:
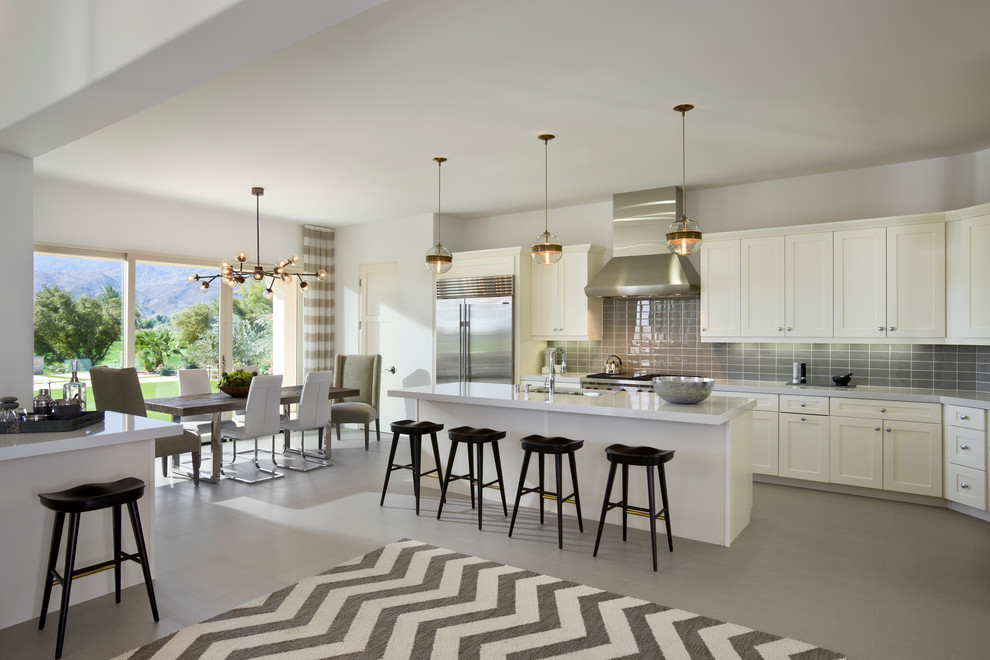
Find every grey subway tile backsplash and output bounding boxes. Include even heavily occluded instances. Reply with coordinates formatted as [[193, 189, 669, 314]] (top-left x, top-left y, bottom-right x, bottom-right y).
[[545, 297, 990, 392]]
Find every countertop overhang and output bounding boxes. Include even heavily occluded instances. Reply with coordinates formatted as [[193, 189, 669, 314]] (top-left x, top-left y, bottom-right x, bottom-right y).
[[0, 412, 182, 461], [389, 383, 755, 425]]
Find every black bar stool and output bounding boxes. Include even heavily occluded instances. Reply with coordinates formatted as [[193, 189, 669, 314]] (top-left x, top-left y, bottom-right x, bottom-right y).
[[436, 426, 508, 530], [38, 477, 158, 659], [381, 419, 445, 515], [508, 435, 584, 549], [592, 445, 675, 572]]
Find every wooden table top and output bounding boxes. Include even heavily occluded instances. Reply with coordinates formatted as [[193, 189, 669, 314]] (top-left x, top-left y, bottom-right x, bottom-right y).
[[145, 385, 360, 417]]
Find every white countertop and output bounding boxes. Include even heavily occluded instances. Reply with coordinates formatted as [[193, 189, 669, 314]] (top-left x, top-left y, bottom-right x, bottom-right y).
[[714, 379, 990, 408], [389, 383, 755, 425], [0, 412, 182, 461]]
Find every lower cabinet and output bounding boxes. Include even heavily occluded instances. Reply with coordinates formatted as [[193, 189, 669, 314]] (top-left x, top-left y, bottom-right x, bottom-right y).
[[716, 390, 779, 475], [883, 420, 943, 497], [943, 404, 987, 510], [830, 416, 883, 489], [779, 412, 830, 482]]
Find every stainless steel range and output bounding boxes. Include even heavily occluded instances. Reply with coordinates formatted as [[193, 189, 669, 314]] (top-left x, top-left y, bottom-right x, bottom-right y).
[[580, 372, 672, 393]]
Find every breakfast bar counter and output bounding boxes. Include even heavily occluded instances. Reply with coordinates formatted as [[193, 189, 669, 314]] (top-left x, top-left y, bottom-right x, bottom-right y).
[[389, 383, 755, 547]]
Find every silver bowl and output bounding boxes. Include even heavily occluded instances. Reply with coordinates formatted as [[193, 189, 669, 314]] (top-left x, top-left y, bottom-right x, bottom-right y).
[[652, 376, 715, 404]]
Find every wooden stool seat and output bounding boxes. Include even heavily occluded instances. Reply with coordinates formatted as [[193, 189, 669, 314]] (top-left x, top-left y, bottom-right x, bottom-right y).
[[593, 445, 675, 572], [38, 477, 158, 659], [509, 434, 584, 549], [436, 426, 507, 529]]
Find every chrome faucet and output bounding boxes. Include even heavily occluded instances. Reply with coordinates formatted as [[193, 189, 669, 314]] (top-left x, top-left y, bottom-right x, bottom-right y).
[[545, 346, 563, 393]]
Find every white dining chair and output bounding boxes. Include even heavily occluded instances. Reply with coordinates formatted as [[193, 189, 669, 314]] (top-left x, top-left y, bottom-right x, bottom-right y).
[[219, 374, 284, 483], [178, 368, 238, 437], [276, 371, 332, 471]]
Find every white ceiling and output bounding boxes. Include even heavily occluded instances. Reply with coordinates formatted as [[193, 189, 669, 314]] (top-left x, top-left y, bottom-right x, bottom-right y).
[[32, 0, 990, 227]]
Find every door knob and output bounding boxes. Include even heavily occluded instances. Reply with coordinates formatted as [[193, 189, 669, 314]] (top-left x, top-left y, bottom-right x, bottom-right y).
[[384, 366, 396, 374]]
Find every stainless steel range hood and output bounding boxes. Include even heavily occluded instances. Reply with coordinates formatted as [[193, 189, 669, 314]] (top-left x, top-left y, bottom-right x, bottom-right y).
[[584, 186, 701, 298]]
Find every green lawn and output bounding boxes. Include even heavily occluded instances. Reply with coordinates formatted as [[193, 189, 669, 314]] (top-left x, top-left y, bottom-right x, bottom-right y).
[[33, 377, 216, 422]]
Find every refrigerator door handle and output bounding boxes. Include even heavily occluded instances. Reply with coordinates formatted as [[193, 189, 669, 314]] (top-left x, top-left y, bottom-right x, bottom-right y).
[[464, 303, 471, 382]]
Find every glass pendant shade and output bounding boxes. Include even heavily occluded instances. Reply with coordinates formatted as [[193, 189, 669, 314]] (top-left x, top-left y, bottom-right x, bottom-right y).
[[665, 216, 703, 256], [531, 230, 563, 265], [426, 242, 453, 274]]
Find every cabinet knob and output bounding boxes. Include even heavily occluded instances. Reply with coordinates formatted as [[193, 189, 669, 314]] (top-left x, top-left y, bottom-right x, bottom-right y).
[[701, 327, 707, 331], [800, 416, 807, 422], [877, 326, 884, 331], [960, 415, 970, 420], [786, 326, 793, 331], [777, 327, 783, 332], [800, 403, 806, 407], [886, 427, 892, 432], [880, 408, 886, 413], [888, 326, 896, 331], [960, 444, 970, 451], [961, 483, 971, 490], [874, 426, 881, 431]]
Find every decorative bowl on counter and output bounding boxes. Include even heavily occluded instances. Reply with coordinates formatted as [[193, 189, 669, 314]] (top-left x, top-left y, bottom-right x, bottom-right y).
[[652, 376, 715, 404], [218, 385, 250, 397]]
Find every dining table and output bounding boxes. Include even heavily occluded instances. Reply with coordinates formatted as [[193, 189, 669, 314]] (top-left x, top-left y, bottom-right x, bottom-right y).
[[145, 385, 359, 483]]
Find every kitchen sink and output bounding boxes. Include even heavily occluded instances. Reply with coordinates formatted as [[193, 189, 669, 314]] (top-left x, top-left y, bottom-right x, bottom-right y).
[[524, 386, 611, 397]]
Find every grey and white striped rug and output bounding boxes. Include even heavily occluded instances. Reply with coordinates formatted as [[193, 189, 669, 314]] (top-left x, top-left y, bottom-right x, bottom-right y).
[[114, 538, 844, 659]]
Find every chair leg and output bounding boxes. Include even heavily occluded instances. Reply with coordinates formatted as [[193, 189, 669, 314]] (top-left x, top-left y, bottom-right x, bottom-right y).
[[160, 456, 168, 478], [568, 450, 584, 533], [621, 463, 629, 542], [554, 454, 564, 549], [491, 441, 508, 516], [647, 465, 658, 572], [55, 512, 81, 660], [112, 505, 122, 602], [659, 464, 673, 552], [39, 511, 65, 630], [380, 432, 401, 507], [191, 450, 201, 486], [126, 501, 159, 621], [593, 463, 618, 558], [430, 432, 444, 484], [508, 450, 532, 538], [475, 442, 485, 530], [411, 434, 422, 515], [335, 423, 341, 443], [537, 453, 545, 524], [437, 441, 460, 520], [375, 418, 381, 442], [466, 445, 476, 509], [364, 424, 370, 451]]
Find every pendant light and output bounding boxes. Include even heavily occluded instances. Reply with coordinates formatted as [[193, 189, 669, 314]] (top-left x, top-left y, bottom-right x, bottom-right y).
[[425, 156, 453, 274], [666, 104, 703, 256], [531, 134, 563, 265]]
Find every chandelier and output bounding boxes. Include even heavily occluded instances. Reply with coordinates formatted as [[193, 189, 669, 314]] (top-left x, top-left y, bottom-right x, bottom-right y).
[[188, 187, 327, 299]]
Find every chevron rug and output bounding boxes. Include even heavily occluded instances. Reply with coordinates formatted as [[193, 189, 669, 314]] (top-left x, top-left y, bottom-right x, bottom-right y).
[[114, 538, 843, 659]]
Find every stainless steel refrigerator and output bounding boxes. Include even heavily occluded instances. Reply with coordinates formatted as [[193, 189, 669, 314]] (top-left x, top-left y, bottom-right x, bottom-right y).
[[436, 275, 514, 384]]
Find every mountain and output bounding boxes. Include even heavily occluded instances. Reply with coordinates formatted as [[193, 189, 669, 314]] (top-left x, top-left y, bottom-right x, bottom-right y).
[[34, 255, 219, 318]]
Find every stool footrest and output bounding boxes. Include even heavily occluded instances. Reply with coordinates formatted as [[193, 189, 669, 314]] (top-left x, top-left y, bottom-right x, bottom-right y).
[[49, 550, 145, 586], [603, 501, 667, 520]]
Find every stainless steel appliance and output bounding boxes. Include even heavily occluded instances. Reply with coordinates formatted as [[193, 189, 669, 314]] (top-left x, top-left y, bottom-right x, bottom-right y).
[[580, 372, 672, 393], [436, 275, 514, 384]]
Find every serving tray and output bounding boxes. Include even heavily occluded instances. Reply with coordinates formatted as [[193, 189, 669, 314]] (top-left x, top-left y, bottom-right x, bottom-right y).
[[0, 410, 105, 434]]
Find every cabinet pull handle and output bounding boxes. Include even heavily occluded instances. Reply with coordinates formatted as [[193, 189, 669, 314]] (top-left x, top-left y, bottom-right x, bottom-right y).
[[961, 483, 970, 490], [880, 408, 886, 413], [886, 427, 892, 432], [877, 326, 884, 331], [800, 416, 807, 422], [777, 326, 783, 332], [874, 426, 881, 431], [800, 403, 806, 407], [960, 415, 970, 420], [888, 326, 896, 331], [960, 445, 970, 451], [701, 327, 707, 331], [786, 326, 793, 331]]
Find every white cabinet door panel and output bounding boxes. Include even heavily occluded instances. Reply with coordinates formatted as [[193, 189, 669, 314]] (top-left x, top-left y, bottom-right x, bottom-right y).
[[700, 240, 741, 338], [830, 416, 883, 489], [951, 213, 990, 337], [883, 421, 942, 497], [833, 227, 886, 338], [779, 413, 830, 482], [944, 463, 986, 510], [886, 222, 945, 338], [740, 236, 785, 337], [785, 232, 833, 337], [751, 410, 779, 476]]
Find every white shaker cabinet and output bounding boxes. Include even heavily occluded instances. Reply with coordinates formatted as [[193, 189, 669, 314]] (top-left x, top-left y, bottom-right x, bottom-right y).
[[947, 205, 990, 339], [884, 420, 943, 497], [833, 222, 945, 339], [779, 395, 831, 482], [830, 416, 884, 489], [700, 239, 741, 338], [943, 404, 987, 510], [740, 236, 785, 337], [530, 244, 603, 340], [717, 390, 779, 475]]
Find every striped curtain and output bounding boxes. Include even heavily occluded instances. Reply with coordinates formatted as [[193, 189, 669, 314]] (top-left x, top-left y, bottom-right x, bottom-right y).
[[303, 225, 335, 372]]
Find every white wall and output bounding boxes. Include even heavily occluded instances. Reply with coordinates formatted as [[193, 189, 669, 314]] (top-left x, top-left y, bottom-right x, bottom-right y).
[[0, 153, 35, 404], [461, 200, 613, 258], [34, 178, 303, 264], [334, 213, 436, 418]]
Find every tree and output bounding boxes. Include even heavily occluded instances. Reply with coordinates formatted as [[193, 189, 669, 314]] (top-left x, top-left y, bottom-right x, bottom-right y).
[[34, 284, 121, 366], [135, 327, 183, 372], [172, 301, 217, 346]]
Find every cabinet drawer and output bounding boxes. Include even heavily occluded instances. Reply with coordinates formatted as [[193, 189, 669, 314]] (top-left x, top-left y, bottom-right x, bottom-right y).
[[944, 426, 987, 470], [944, 463, 987, 510], [944, 405, 986, 431], [715, 391, 779, 412], [779, 394, 829, 415], [829, 398, 941, 423]]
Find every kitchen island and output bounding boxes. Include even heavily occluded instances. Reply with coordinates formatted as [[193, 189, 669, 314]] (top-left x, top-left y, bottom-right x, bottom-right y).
[[0, 412, 180, 630], [388, 383, 755, 547]]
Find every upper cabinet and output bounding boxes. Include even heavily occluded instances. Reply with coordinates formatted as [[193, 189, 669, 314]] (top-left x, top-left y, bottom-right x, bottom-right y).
[[833, 222, 945, 339], [530, 244, 604, 340], [700, 239, 740, 338], [947, 204, 990, 340], [738, 233, 832, 338]]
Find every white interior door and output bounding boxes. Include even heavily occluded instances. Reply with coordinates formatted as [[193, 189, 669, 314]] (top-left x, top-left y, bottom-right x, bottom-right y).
[[359, 262, 399, 424]]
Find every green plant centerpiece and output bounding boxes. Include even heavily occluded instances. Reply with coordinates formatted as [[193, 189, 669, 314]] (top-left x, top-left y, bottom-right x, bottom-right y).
[[217, 369, 258, 397]]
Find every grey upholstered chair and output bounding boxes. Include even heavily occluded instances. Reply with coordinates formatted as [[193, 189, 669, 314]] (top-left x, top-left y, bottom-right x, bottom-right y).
[[90, 366, 201, 485], [218, 374, 284, 484], [331, 354, 382, 450], [277, 370, 332, 471], [177, 368, 237, 437]]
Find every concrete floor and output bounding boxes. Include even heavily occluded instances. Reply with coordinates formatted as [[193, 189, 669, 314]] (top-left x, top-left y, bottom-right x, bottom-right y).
[[3, 428, 990, 659]]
